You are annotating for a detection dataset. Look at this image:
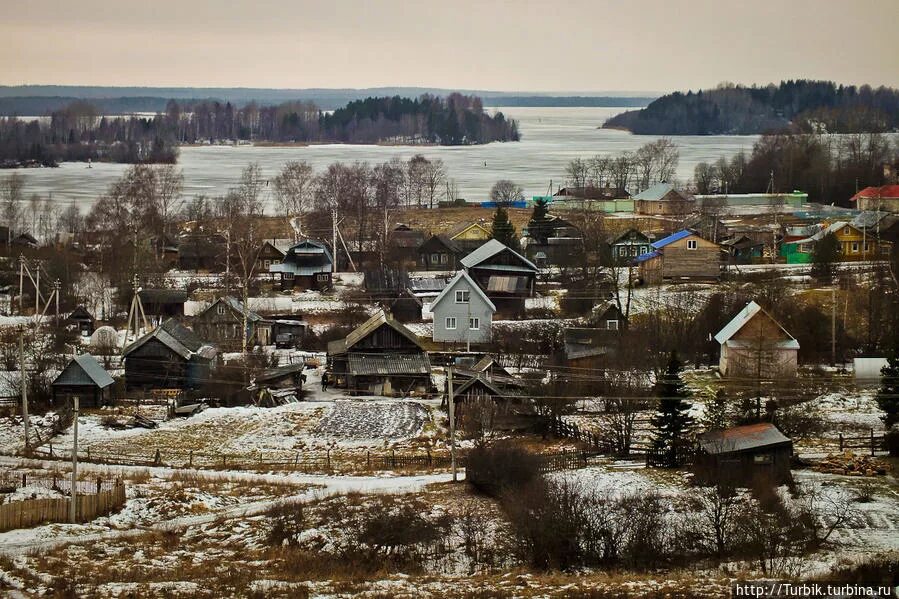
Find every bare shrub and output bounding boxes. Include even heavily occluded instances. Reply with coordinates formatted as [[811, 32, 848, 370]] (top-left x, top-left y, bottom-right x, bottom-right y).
[[354, 497, 453, 570], [266, 500, 306, 547], [465, 441, 543, 497]]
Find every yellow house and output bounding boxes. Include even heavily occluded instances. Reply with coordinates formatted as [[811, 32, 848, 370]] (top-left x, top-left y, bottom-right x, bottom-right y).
[[449, 222, 491, 241], [819, 221, 887, 261]]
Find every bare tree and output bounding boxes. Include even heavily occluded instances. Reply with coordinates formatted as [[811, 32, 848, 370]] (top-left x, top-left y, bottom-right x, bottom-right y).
[[489, 179, 524, 205], [273, 160, 315, 233], [423, 158, 446, 209], [405, 155, 430, 207], [155, 165, 184, 240], [1, 173, 24, 245], [565, 158, 589, 189]]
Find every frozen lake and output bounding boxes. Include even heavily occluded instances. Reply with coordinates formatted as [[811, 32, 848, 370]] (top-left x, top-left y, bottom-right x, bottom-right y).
[[9, 107, 761, 210]]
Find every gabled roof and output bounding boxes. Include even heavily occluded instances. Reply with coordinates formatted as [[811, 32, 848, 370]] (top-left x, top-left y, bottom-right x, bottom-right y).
[[328, 309, 424, 355], [460, 239, 539, 272], [262, 238, 295, 254], [699, 423, 791, 454], [348, 353, 431, 376], [452, 374, 511, 400], [610, 228, 652, 245], [714, 301, 799, 349], [784, 221, 856, 245], [633, 183, 692, 202], [430, 271, 496, 312], [53, 354, 114, 389], [448, 221, 491, 240], [67, 306, 94, 321], [418, 234, 462, 254], [123, 318, 217, 361], [850, 185, 899, 201], [204, 296, 263, 322], [651, 229, 695, 249]]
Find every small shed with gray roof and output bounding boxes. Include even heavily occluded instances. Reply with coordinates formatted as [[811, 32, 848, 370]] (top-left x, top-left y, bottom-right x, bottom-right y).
[[694, 422, 793, 485], [52, 354, 115, 407]]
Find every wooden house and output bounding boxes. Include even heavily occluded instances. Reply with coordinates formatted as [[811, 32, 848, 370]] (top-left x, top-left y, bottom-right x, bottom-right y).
[[635, 230, 721, 284], [448, 221, 492, 244], [609, 228, 654, 263], [256, 239, 293, 273], [192, 296, 269, 350], [460, 239, 539, 317], [714, 301, 799, 378], [452, 375, 534, 433], [781, 221, 887, 263], [721, 235, 766, 264], [269, 239, 333, 291], [851, 184, 899, 213], [524, 215, 584, 267], [430, 271, 496, 346], [138, 289, 188, 319], [326, 310, 431, 396], [695, 423, 793, 485], [52, 354, 115, 408], [123, 319, 217, 391], [66, 306, 95, 337], [417, 235, 466, 271], [451, 355, 523, 391], [633, 183, 696, 216]]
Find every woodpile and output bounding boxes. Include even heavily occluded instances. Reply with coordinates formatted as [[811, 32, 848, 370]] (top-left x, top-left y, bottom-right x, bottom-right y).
[[813, 451, 891, 476]]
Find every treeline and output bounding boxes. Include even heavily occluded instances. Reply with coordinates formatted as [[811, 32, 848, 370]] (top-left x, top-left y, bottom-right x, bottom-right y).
[[604, 80, 899, 135], [0, 93, 518, 167], [694, 131, 897, 206]]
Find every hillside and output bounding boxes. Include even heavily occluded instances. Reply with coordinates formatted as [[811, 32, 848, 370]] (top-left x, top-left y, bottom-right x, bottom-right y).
[[603, 80, 899, 135]]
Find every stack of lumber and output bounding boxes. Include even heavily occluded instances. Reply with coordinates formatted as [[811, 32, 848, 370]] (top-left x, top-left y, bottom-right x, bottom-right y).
[[813, 451, 890, 476]]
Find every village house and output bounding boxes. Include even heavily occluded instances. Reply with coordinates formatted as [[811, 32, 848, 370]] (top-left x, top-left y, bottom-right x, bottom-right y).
[[850, 184, 899, 213], [635, 230, 721, 284], [417, 235, 466, 271], [430, 271, 496, 346], [269, 239, 333, 291], [327, 309, 432, 396], [256, 238, 294, 273], [609, 228, 654, 262], [695, 423, 793, 485], [523, 215, 584, 267], [447, 221, 492, 245], [192, 296, 270, 349], [633, 183, 696, 216], [123, 318, 217, 391], [721, 235, 766, 264], [387, 224, 426, 268], [66, 306, 95, 337], [451, 354, 523, 391], [460, 239, 539, 317], [51, 354, 115, 408], [451, 375, 534, 433], [714, 301, 799, 378], [550, 187, 634, 212], [781, 221, 888, 263], [138, 288, 188, 320]]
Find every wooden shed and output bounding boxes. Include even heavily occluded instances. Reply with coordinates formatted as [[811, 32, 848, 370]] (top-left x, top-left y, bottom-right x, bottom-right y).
[[694, 423, 793, 485], [52, 354, 115, 408]]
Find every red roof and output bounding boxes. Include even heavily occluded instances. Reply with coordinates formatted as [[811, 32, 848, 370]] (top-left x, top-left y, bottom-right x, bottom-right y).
[[851, 185, 899, 201]]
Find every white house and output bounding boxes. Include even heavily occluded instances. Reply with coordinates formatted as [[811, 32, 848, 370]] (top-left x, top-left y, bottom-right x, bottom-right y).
[[430, 271, 496, 345]]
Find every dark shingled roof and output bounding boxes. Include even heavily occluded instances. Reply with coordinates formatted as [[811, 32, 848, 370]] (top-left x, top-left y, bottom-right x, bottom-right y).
[[347, 353, 431, 376], [139, 289, 188, 305], [123, 318, 216, 361], [53, 354, 114, 389]]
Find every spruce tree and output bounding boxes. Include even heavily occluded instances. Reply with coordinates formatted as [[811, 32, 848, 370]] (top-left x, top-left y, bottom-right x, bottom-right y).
[[810, 232, 840, 283], [490, 205, 520, 252], [650, 352, 695, 467], [527, 197, 552, 245], [876, 355, 899, 430]]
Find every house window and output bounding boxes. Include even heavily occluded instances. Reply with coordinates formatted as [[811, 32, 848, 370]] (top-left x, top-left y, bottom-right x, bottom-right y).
[[455, 290, 470, 303], [283, 272, 294, 280], [440, 253, 448, 264], [469, 317, 480, 330], [606, 319, 619, 331], [316, 273, 329, 282], [851, 242, 859, 253], [843, 227, 850, 235], [431, 252, 440, 264], [687, 239, 698, 250], [752, 453, 772, 465], [798, 243, 811, 254], [863, 242, 870, 253], [217, 304, 225, 315], [445, 317, 457, 330], [640, 246, 648, 255], [263, 260, 271, 269], [630, 246, 637, 256]]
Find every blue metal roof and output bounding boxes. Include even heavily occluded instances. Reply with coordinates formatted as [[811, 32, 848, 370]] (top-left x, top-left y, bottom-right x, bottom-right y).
[[651, 230, 692, 249], [634, 250, 661, 263]]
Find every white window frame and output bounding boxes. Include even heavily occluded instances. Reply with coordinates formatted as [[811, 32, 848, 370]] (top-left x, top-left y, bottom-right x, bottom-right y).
[[640, 246, 648, 255], [445, 317, 457, 330], [687, 239, 698, 250], [469, 317, 480, 330], [431, 252, 440, 264], [851, 241, 859, 253], [316, 273, 329, 282], [283, 272, 295, 280], [606, 319, 619, 331], [455, 290, 470, 303], [440, 253, 448, 264], [217, 304, 225, 315]]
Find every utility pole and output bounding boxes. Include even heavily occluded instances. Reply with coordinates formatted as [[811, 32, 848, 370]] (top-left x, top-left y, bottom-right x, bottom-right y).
[[19, 331, 29, 453], [332, 208, 338, 273], [70, 396, 79, 523], [831, 286, 837, 366], [18, 255, 24, 314], [54, 279, 60, 320], [447, 365, 457, 482]]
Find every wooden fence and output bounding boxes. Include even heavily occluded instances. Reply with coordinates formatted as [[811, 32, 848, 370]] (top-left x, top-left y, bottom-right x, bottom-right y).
[[0, 481, 126, 532], [838, 430, 887, 456]]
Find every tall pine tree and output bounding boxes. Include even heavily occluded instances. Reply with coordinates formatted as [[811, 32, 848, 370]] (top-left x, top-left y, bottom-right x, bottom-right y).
[[876, 355, 899, 430], [490, 205, 520, 252], [650, 352, 695, 467], [527, 197, 552, 245]]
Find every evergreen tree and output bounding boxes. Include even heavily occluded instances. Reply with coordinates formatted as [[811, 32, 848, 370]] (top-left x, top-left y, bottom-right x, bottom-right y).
[[810, 232, 840, 283], [650, 352, 695, 467], [527, 197, 553, 245], [490, 205, 520, 252], [876, 355, 899, 430], [702, 388, 730, 431]]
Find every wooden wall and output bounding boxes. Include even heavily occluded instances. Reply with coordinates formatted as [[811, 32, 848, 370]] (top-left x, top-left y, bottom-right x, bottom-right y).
[[0, 483, 126, 532]]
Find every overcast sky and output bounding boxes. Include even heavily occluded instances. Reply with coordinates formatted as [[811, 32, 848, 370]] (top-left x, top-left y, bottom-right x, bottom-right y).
[[2, 0, 897, 92]]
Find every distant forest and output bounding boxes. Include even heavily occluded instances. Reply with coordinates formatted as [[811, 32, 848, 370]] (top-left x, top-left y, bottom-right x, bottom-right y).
[[604, 80, 899, 135], [0, 93, 518, 166]]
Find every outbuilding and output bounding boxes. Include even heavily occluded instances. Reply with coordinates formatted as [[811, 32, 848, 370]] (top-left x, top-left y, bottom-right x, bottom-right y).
[[695, 423, 793, 485], [52, 354, 115, 408]]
